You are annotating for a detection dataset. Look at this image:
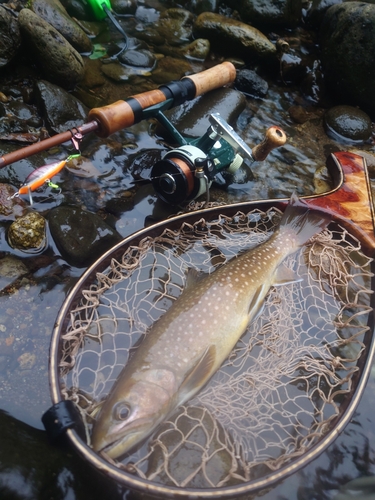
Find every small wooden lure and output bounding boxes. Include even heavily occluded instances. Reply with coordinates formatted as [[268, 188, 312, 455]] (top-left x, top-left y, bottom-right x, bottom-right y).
[[17, 159, 67, 195], [11, 154, 80, 204]]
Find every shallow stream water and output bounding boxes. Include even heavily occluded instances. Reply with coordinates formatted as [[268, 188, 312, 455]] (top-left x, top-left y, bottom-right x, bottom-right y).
[[1, 5, 375, 500]]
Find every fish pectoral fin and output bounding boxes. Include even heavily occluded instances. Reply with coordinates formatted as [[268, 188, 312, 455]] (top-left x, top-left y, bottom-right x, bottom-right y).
[[178, 345, 216, 404], [273, 264, 302, 286], [248, 283, 268, 320]]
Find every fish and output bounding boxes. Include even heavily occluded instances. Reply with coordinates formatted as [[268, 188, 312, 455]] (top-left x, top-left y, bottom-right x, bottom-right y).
[[91, 193, 330, 459]]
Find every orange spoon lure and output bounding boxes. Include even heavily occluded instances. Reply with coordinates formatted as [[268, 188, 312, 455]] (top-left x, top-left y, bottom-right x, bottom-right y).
[[11, 154, 80, 204]]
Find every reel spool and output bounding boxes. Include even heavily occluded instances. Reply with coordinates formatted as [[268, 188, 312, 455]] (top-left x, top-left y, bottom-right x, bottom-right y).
[[151, 145, 213, 204]]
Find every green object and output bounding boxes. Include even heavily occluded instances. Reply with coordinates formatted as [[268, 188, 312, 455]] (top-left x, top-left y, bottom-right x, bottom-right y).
[[47, 181, 60, 190], [87, 0, 112, 20]]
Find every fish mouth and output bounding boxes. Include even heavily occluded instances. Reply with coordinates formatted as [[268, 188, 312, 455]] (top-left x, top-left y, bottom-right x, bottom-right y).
[[93, 418, 155, 459], [99, 431, 145, 459]]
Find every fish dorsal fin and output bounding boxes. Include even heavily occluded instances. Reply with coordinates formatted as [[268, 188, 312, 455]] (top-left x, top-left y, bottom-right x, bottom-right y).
[[185, 268, 206, 289], [273, 264, 301, 286], [178, 345, 216, 405]]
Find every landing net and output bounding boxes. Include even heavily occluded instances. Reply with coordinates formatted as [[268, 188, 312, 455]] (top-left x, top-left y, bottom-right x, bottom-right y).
[[59, 207, 373, 489]]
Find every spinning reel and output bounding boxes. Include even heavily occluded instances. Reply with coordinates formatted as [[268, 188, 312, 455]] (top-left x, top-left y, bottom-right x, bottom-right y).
[[151, 112, 287, 204]]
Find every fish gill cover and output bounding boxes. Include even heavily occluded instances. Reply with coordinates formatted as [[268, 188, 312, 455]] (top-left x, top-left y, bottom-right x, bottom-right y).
[[58, 206, 373, 490]]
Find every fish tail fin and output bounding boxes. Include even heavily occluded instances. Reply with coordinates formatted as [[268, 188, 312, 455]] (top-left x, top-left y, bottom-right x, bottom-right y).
[[279, 192, 331, 246]]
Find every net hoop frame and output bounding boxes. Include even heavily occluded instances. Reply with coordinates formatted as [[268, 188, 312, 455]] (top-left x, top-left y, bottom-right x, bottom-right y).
[[49, 192, 375, 499]]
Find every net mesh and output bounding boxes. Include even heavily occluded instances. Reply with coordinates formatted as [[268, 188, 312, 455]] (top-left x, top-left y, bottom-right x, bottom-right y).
[[59, 207, 373, 489]]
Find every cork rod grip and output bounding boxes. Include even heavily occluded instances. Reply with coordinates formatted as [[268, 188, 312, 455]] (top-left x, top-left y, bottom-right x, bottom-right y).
[[252, 126, 287, 162], [88, 89, 167, 138], [88, 62, 237, 137], [183, 61, 237, 97]]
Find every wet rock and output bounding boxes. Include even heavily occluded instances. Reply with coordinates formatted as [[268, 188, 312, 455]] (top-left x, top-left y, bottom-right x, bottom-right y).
[[193, 13, 276, 64], [185, 0, 218, 15], [101, 61, 151, 82], [0, 410, 120, 500], [0, 255, 28, 290], [151, 56, 193, 84], [158, 38, 210, 61], [63, 0, 94, 20], [111, 0, 137, 15], [18, 352, 36, 370], [0, 96, 46, 142], [8, 212, 47, 251], [180, 38, 210, 60], [29, 0, 92, 53], [0, 5, 21, 67], [164, 87, 247, 139], [324, 105, 372, 143], [234, 69, 268, 99], [34, 80, 88, 135], [320, 2, 375, 118], [289, 105, 312, 124], [81, 57, 106, 90], [18, 9, 84, 89], [118, 48, 156, 69], [0, 183, 25, 218], [156, 8, 195, 46], [134, 5, 160, 23], [306, 0, 343, 29], [48, 206, 122, 266], [237, 0, 303, 29], [279, 51, 306, 85]]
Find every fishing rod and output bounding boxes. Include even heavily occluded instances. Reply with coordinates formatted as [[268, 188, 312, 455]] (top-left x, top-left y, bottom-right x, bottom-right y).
[[0, 62, 287, 204], [0, 62, 237, 168]]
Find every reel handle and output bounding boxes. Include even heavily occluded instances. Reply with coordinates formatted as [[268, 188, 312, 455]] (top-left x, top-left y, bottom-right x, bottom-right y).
[[89, 62, 236, 137], [252, 126, 287, 161]]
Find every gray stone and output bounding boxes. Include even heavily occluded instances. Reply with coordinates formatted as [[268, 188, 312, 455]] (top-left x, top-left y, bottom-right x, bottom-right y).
[[235, 69, 268, 99], [34, 80, 88, 135], [48, 206, 122, 266], [306, 0, 343, 29], [193, 12, 276, 64], [236, 0, 303, 29], [320, 2, 375, 118], [8, 212, 46, 251], [156, 8, 195, 47], [29, 0, 92, 53], [18, 9, 84, 89], [324, 105, 372, 143], [0, 6, 21, 67]]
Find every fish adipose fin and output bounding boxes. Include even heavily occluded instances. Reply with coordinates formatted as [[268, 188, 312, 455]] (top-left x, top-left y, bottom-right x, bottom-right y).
[[280, 192, 331, 246], [178, 345, 216, 404]]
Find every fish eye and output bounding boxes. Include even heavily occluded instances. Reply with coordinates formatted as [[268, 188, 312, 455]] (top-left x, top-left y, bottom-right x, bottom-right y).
[[113, 403, 131, 421]]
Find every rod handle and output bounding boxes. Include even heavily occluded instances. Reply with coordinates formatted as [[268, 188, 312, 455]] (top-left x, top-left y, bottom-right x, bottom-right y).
[[252, 126, 287, 162], [184, 61, 236, 97], [88, 89, 166, 138], [88, 62, 237, 138]]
